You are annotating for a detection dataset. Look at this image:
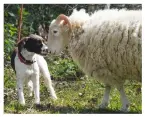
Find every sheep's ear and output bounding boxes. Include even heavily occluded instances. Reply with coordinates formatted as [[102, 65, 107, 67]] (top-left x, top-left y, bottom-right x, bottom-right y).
[[56, 14, 72, 30], [51, 20, 56, 24], [38, 24, 48, 40], [38, 24, 44, 36]]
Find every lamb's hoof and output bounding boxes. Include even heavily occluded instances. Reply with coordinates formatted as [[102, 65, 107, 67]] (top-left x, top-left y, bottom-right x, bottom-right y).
[[19, 101, 25, 106], [98, 103, 108, 109], [35, 100, 40, 105], [51, 95, 58, 100]]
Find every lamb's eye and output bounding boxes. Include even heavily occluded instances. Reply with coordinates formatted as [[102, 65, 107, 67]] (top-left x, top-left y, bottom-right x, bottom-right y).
[[37, 41, 42, 46]]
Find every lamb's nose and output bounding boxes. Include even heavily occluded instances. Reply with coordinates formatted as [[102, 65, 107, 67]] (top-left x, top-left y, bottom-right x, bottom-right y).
[[45, 48, 48, 52], [43, 48, 48, 52]]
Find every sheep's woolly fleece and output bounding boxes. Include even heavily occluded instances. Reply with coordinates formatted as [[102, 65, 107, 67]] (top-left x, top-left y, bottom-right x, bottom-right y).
[[68, 9, 141, 86], [47, 9, 142, 111]]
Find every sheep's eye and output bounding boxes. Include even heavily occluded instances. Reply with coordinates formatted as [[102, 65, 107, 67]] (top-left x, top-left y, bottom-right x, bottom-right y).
[[51, 28, 59, 36], [53, 30, 57, 34]]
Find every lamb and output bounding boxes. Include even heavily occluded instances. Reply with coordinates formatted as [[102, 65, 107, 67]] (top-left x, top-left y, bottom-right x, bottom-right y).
[[45, 9, 142, 112]]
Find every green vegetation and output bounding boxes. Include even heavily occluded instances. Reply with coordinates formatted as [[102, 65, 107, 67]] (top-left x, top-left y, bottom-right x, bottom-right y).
[[4, 65, 142, 114], [4, 4, 142, 114]]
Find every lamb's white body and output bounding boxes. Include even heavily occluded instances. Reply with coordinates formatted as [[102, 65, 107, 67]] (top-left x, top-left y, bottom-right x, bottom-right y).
[[11, 35, 57, 105], [47, 9, 142, 112], [15, 53, 57, 105]]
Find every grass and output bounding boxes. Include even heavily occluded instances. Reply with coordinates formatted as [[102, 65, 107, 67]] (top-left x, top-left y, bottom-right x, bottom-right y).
[[4, 66, 142, 114]]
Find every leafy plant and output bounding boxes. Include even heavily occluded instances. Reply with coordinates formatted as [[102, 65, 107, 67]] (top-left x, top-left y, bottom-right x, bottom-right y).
[[47, 55, 84, 80]]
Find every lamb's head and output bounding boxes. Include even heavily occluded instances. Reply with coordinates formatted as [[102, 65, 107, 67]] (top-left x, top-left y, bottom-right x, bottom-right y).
[[48, 14, 72, 54]]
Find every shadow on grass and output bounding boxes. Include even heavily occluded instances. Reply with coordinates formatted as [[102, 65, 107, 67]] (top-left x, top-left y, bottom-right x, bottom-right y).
[[34, 103, 76, 113], [34, 103, 141, 114], [79, 108, 141, 114]]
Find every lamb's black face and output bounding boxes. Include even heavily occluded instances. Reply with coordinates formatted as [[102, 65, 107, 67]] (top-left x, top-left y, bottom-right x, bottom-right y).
[[18, 35, 48, 55], [24, 38, 43, 54]]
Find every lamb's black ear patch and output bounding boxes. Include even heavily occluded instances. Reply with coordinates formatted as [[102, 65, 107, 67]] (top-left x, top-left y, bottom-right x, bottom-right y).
[[17, 37, 29, 52]]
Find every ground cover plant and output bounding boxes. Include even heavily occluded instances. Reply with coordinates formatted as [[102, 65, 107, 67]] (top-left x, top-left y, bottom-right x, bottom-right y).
[[4, 4, 142, 114]]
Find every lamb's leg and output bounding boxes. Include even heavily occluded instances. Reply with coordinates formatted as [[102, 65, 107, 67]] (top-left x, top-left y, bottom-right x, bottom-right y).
[[31, 74, 40, 104], [16, 76, 25, 105], [43, 71, 57, 100], [99, 85, 111, 109], [37, 55, 57, 100], [117, 86, 129, 112], [27, 80, 33, 97]]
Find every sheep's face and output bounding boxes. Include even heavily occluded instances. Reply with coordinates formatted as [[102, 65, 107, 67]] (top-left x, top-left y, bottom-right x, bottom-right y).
[[47, 14, 71, 54]]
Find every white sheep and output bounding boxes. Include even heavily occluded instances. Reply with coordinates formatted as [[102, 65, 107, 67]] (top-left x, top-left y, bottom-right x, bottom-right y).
[[46, 9, 142, 112]]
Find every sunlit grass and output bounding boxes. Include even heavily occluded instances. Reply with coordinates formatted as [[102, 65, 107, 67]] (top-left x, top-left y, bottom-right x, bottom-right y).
[[4, 67, 142, 114]]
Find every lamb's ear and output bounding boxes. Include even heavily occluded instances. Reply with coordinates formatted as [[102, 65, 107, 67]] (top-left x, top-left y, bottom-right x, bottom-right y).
[[56, 14, 72, 30], [17, 37, 29, 51]]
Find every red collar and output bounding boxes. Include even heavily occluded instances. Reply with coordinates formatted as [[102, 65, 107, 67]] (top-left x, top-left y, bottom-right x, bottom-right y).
[[18, 51, 36, 65]]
